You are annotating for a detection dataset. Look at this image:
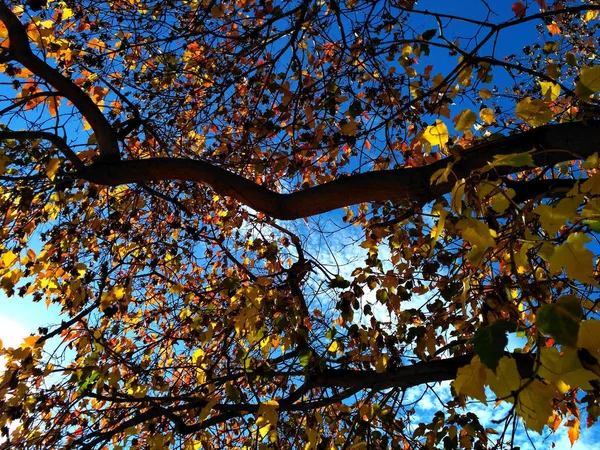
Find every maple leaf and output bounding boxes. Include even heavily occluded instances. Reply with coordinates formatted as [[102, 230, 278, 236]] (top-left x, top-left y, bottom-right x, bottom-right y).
[[453, 356, 488, 403]]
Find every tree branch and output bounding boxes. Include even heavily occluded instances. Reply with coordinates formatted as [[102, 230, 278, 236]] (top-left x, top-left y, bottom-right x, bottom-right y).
[[0, 130, 85, 170], [80, 121, 600, 220], [310, 353, 535, 390], [0, 2, 120, 160]]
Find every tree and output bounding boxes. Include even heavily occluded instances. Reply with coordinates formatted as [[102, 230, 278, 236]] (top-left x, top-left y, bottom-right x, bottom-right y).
[[1, 0, 600, 448]]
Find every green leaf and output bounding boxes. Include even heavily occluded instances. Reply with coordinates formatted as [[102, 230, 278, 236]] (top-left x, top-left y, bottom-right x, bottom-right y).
[[470, 321, 516, 371], [299, 348, 312, 367], [348, 100, 363, 118], [566, 52, 577, 66], [329, 275, 351, 289], [536, 295, 582, 347], [489, 150, 535, 169]]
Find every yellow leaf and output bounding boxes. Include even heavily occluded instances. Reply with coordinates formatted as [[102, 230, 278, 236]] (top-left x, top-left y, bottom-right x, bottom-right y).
[[453, 109, 477, 132], [113, 285, 125, 300], [429, 207, 447, 257], [486, 356, 520, 401], [327, 341, 338, 353], [479, 107, 496, 124], [547, 233, 595, 284], [46, 158, 61, 181], [2, 250, 17, 268], [457, 218, 496, 250], [578, 319, 600, 360], [422, 120, 449, 147], [533, 195, 582, 236], [451, 179, 466, 214], [538, 80, 561, 101], [517, 379, 559, 433], [375, 354, 388, 373], [453, 356, 487, 403], [62, 7, 74, 21], [539, 347, 597, 390], [578, 65, 600, 96], [430, 163, 454, 185], [256, 400, 279, 438], [515, 97, 552, 126], [198, 398, 218, 422]]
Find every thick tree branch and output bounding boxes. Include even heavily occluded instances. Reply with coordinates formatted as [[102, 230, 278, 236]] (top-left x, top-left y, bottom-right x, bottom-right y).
[[0, 2, 120, 160], [310, 352, 535, 390], [80, 121, 600, 220]]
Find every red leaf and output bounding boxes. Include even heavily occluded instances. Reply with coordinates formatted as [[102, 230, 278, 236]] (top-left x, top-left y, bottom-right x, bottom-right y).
[[512, 2, 526, 18]]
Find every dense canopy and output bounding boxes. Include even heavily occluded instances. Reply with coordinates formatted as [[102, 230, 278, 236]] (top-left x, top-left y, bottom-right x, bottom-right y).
[[1, 0, 600, 448]]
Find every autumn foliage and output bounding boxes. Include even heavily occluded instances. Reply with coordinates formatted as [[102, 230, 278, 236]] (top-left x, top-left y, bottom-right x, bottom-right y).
[[1, 0, 600, 448]]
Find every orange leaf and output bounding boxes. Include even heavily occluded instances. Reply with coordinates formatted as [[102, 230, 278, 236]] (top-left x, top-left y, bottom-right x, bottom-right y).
[[47, 97, 60, 117], [568, 418, 580, 446]]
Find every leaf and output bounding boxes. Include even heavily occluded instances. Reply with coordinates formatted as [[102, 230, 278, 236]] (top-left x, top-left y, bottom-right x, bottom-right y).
[[256, 400, 279, 439], [375, 354, 388, 373], [211, 4, 225, 18], [547, 233, 595, 284], [429, 207, 447, 257], [45, 158, 61, 181], [470, 321, 516, 371], [533, 196, 582, 236], [479, 107, 496, 124], [340, 120, 358, 136], [539, 347, 596, 391], [512, 2, 526, 18], [489, 151, 535, 169], [578, 319, 600, 360], [457, 218, 496, 250], [568, 419, 581, 446], [479, 88, 493, 99], [536, 295, 582, 347], [566, 52, 577, 66], [453, 109, 477, 131], [538, 81, 560, 101], [2, 250, 17, 268], [579, 65, 600, 93], [515, 97, 552, 126], [429, 163, 454, 185], [422, 120, 449, 147], [518, 379, 559, 433], [21, 335, 41, 349], [299, 348, 312, 367], [453, 356, 487, 403], [418, 28, 435, 41], [486, 356, 521, 401]]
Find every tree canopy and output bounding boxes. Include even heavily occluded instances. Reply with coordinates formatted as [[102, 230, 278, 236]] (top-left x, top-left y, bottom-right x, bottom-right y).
[[2, 0, 600, 448]]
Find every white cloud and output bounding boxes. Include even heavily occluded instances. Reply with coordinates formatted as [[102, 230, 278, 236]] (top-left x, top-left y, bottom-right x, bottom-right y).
[[0, 314, 29, 349]]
